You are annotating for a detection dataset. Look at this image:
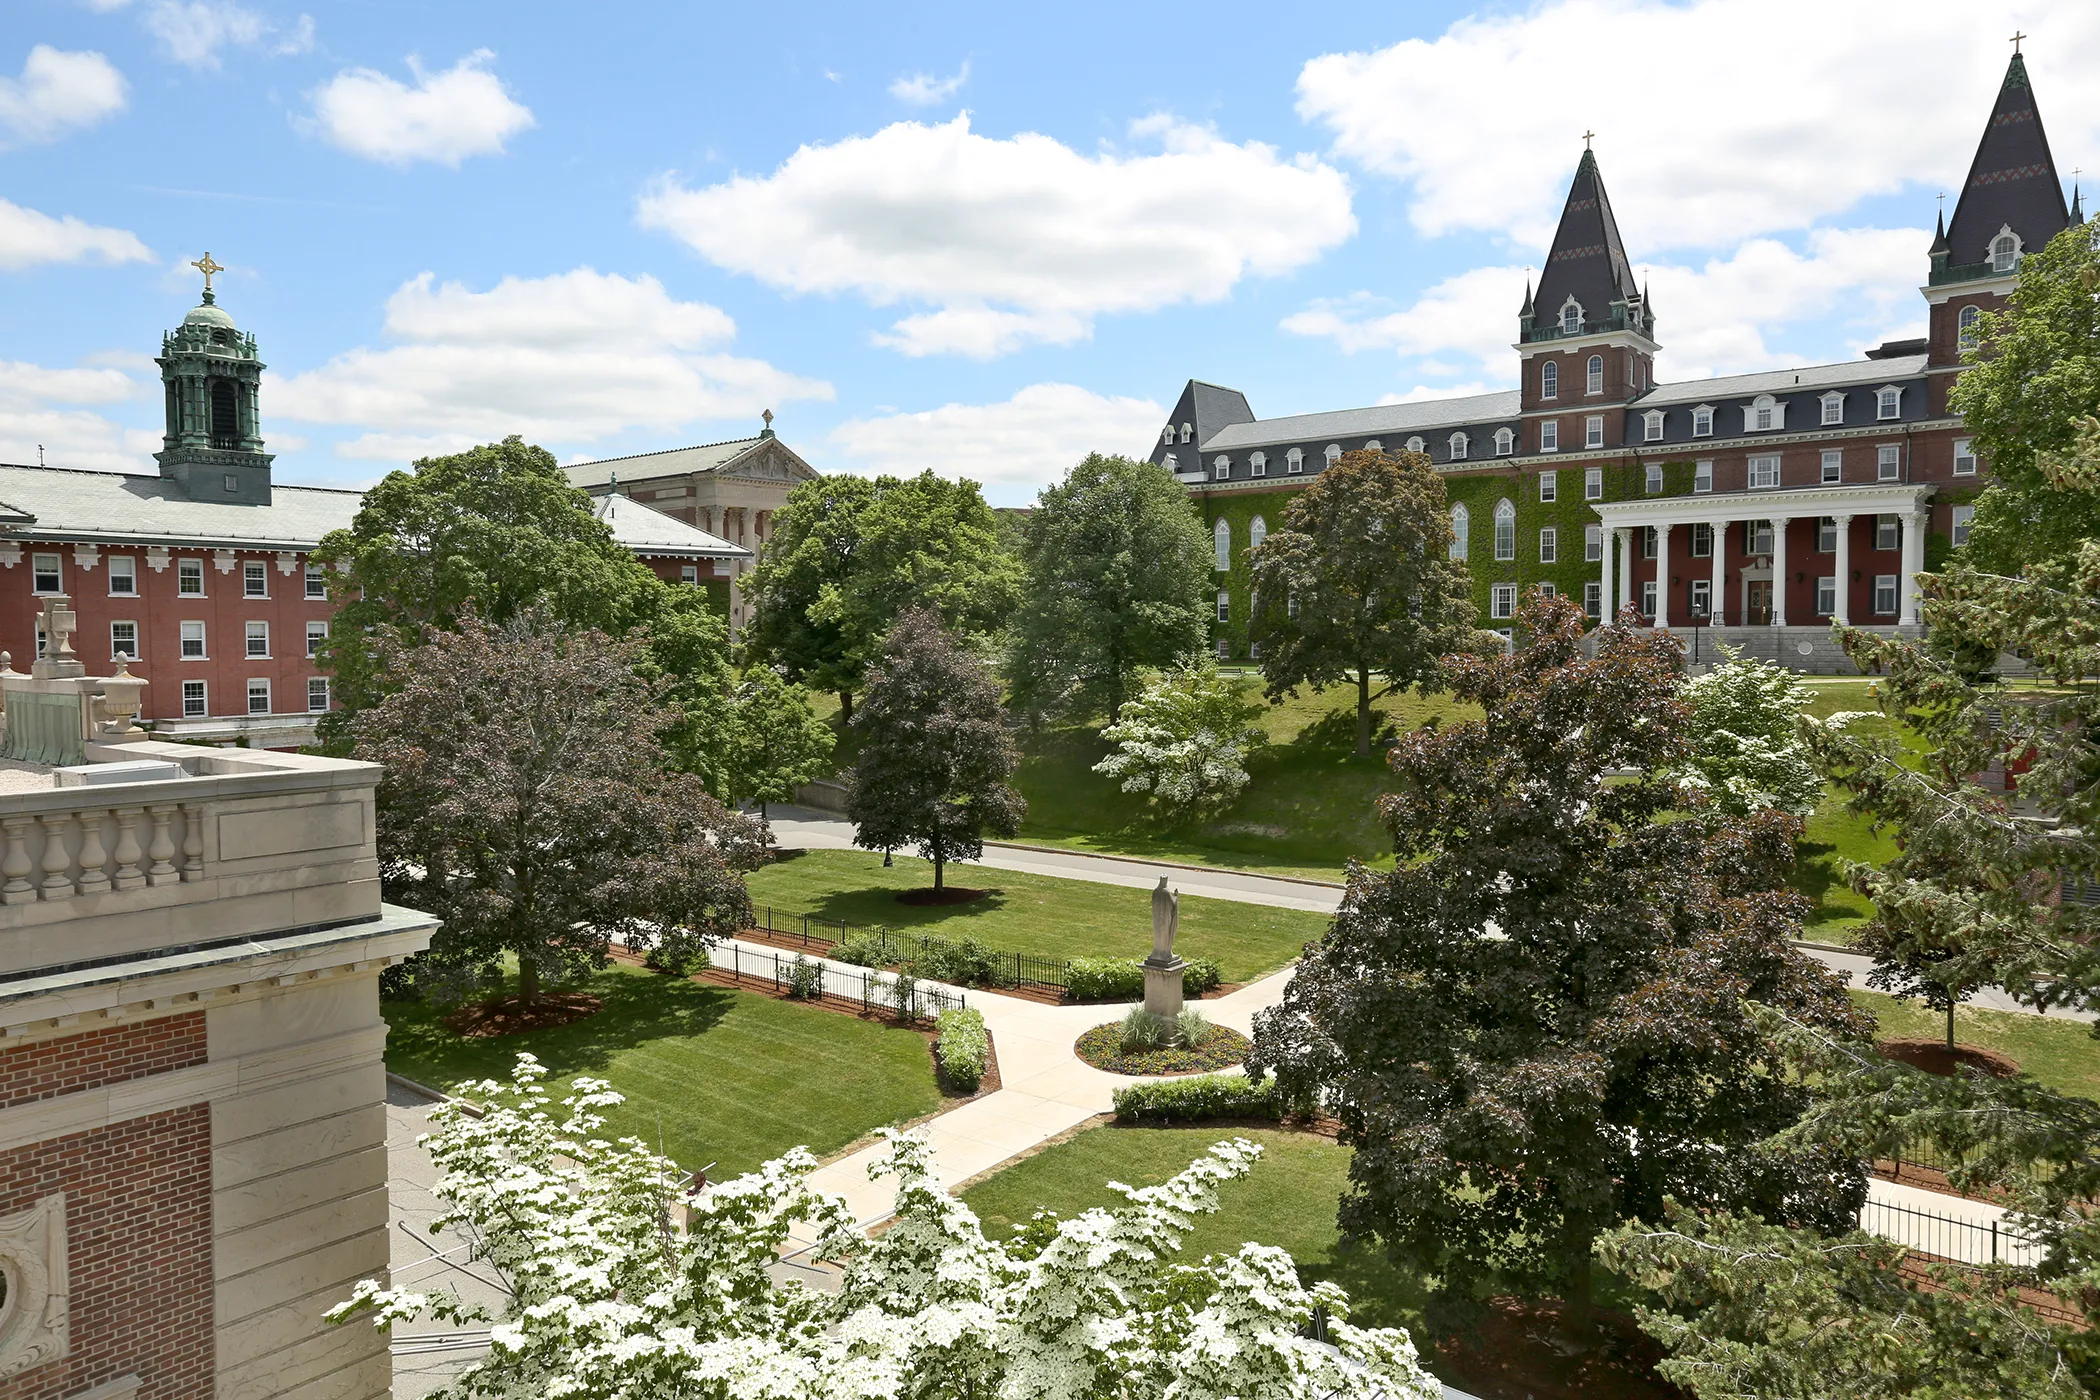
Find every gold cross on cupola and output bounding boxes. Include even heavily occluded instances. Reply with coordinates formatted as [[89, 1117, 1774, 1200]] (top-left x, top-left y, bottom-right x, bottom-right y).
[[191, 252, 224, 296]]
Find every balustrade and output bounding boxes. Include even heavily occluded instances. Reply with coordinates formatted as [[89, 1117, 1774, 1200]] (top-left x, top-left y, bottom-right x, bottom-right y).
[[0, 800, 210, 902]]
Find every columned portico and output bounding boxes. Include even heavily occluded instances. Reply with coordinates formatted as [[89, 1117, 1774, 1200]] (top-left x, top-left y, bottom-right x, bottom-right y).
[[1770, 514, 1790, 627], [1653, 523, 1672, 627], [1615, 529, 1634, 616], [1898, 510, 1928, 627], [1709, 522, 1726, 625]]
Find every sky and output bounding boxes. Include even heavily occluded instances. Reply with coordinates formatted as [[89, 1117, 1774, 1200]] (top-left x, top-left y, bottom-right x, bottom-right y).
[[5, 0, 2100, 507]]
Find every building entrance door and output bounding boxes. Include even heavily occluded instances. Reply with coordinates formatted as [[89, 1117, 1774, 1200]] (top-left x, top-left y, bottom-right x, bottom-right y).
[[1746, 581, 1773, 626]]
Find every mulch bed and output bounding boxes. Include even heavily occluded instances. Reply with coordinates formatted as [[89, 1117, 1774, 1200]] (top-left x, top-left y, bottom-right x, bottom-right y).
[[441, 992, 604, 1038], [896, 886, 991, 906], [1074, 1023, 1250, 1076], [934, 1033, 1003, 1100], [1433, 1298, 1689, 1400], [1878, 1037, 2020, 1078]]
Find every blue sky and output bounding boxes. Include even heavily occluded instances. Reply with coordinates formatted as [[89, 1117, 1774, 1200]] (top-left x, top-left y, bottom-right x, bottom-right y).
[[6, 0, 2100, 505]]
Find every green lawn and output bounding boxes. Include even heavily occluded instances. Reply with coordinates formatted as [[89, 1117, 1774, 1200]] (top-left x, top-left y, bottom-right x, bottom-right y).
[[747, 848, 1326, 983], [1852, 988, 2100, 1102], [384, 962, 943, 1178]]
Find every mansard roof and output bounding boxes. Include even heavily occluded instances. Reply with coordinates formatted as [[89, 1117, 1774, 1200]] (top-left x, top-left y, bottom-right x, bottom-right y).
[[1200, 389, 1520, 453], [1636, 354, 1928, 408], [1943, 53, 2069, 271], [1530, 149, 1641, 326]]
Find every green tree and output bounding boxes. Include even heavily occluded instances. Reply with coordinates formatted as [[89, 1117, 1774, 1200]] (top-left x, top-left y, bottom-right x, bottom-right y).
[[1004, 453, 1212, 720], [312, 436, 730, 769], [1247, 449, 1477, 756], [355, 610, 765, 1007], [1093, 656, 1268, 822], [1248, 592, 1869, 1340], [721, 667, 836, 820], [847, 609, 1026, 892], [1670, 646, 1823, 817], [742, 471, 1019, 722]]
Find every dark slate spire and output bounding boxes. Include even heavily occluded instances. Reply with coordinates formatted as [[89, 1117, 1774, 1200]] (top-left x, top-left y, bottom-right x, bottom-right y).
[[1523, 147, 1643, 343], [2074, 184, 2085, 224], [1519, 278, 1534, 317], [1930, 207, 1949, 256], [1942, 52, 2070, 275]]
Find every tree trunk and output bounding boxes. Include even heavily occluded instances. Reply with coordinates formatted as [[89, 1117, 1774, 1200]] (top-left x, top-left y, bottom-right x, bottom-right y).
[[1355, 668, 1373, 757], [517, 953, 540, 1009], [839, 690, 854, 725], [1560, 1213, 1596, 1344], [932, 833, 945, 891], [1947, 999, 1957, 1052]]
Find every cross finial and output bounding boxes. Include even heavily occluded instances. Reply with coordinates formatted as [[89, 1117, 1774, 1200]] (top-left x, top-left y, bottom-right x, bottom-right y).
[[2011, 30, 2026, 53], [191, 251, 224, 298], [1582, 129, 1595, 149]]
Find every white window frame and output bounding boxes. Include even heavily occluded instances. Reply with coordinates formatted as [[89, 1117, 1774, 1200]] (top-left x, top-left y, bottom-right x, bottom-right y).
[[1749, 520, 1775, 555], [1494, 427, 1515, 457], [1692, 405, 1714, 438], [1873, 575, 1899, 615], [1539, 526, 1558, 563], [1584, 581, 1603, 619], [1877, 443, 1901, 481], [178, 558, 205, 597], [242, 560, 268, 598], [107, 556, 137, 596], [1584, 467, 1603, 500], [1586, 354, 1604, 395], [1952, 504, 1975, 547], [1324, 443, 1342, 467], [1745, 394, 1786, 433], [1541, 361, 1559, 400], [1876, 385, 1902, 421], [1559, 299, 1583, 335], [306, 620, 328, 658], [1645, 463, 1664, 494], [1991, 228, 2022, 274], [1641, 580, 1657, 618], [1816, 577, 1838, 616], [1585, 415, 1604, 449], [1450, 503, 1469, 561], [1748, 455, 1781, 490], [1876, 516, 1900, 552], [179, 620, 206, 659], [1690, 522, 1712, 559], [1250, 452, 1266, 477], [1693, 459, 1713, 493], [308, 676, 331, 713], [247, 679, 271, 715], [1538, 470, 1557, 503], [109, 620, 138, 661], [1540, 421, 1559, 453], [1958, 304, 1982, 350], [1821, 449, 1843, 484], [1216, 589, 1229, 623], [31, 553, 60, 596], [1213, 517, 1231, 572], [1163, 425, 1176, 446], [304, 563, 328, 599], [1820, 391, 1845, 426], [1642, 409, 1664, 443], [245, 620, 270, 658], [1449, 432, 1468, 461], [1953, 439, 1976, 476], [1642, 526, 1658, 560], [1493, 499, 1516, 561], [1585, 524, 1603, 562], [1213, 455, 1230, 482], [680, 564, 700, 585], [1817, 517, 1838, 553], [1286, 447, 1304, 474], [1690, 579, 1711, 616], [1490, 583, 1518, 619], [1180, 422, 1193, 444], [182, 679, 207, 717], [1404, 436, 1425, 454]]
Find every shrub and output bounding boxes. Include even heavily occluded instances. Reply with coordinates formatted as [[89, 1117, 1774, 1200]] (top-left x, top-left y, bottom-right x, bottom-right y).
[[1112, 1072, 1282, 1125], [1176, 1007, 1214, 1047], [904, 934, 1001, 989], [1182, 957, 1222, 995], [1068, 956, 1221, 1001], [936, 1007, 989, 1092], [891, 972, 920, 1021], [784, 954, 823, 1000], [829, 929, 889, 967], [1119, 1006, 1169, 1052]]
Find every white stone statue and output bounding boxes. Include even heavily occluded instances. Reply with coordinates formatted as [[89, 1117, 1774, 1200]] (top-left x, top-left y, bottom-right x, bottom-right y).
[[1142, 876, 1187, 1034]]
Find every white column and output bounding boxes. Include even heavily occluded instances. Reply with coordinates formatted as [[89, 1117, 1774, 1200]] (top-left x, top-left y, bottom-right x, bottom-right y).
[[1615, 529, 1634, 616], [1898, 509, 1927, 626], [1709, 521, 1727, 625], [1770, 516, 1790, 627], [1654, 523, 1672, 628], [1831, 513, 1852, 625], [1598, 525, 1612, 625]]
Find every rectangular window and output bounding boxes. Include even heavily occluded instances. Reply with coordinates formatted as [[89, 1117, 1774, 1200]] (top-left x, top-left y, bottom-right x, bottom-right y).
[[305, 563, 328, 598], [1692, 406, 1713, 437], [1216, 639, 1231, 660], [1583, 581, 1603, 619], [1643, 412, 1663, 443], [1645, 463, 1664, 494], [182, 680, 207, 717], [179, 621, 205, 659], [1877, 444, 1901, 481], [1748, 455, 1781, 489], [247, 680, 270, 715], [178, 559, 205, 596], [1876, 516, 1899, 551], [1539, 527, 1557, 563], [680, 564, 699, 585], [243, 560, 268, 597], [306, 620, 327, 657], [1585, 524, 1603, 562], [1213, 458, 1229, 481], [1952, 504, 1975, 547], [1693, 460, 1713, 493], [1216, 590, 1229, 622], [1540, 421, 1559, 453], [245, 620, 269, 658], [1874, 575, 1899, 614], [1877, 387, 1901, 420], [1538, 582, 1557, 600], [1954, 439, 1977, 476], [1641, 580, 1657, 618], [1750, 520, 1774, 555], [108, 556, 136, 595], [308, 677, 331, 712], [1821, 449, 1843, 484], [1539, 470, 1557, 502], [1690, 579, 1711, 616], [1490, 584, 1518, 619], [1584, 467, 1603, 500], [1251, 454, 1266, 477], [1690, 522, 1712, 559], [109, 621, 137, 660], [1817, 576, 1838, 615], [31, 554, 59, 595], [1818, 517, 1838, 553], [1642, 526, 1657, 560], [1585, 415, 1604, 449], [1822, 395, 1844, 426]]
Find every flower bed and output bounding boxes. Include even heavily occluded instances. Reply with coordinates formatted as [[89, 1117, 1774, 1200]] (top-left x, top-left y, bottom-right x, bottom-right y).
[[1074, 1022, 1250, 1076]]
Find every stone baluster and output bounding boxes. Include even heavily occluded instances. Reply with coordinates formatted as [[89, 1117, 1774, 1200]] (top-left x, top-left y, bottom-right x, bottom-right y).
[[180, 803, 205, 881], [1, 816, 35, 905], [146, 805, 180, 886], [75, 813, 110, 894], [38, 814, 74, 899], [112, 808, 145, 891]]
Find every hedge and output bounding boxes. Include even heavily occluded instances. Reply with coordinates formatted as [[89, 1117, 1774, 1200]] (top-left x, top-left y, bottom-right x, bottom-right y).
[[1111, 1072, 1281, 1124], [936, 1007, 989, 1092], [1068, 956, 1222, 1001]]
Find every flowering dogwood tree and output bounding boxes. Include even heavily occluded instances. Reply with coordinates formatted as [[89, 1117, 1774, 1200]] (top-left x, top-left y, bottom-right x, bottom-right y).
[[1671, 646, 1822, 817], [1093, 657, 1269, 822], [335, 1055, 1439, 1400]]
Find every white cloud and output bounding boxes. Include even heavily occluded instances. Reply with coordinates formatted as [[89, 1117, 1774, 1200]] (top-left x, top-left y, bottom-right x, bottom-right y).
[[143, 1, 313, 69], [305, 50, 534, 167], [0, 46, 126, 145], [0, 356, 156, 474], [827, 383, 1164, 499], [639, 113, 1355, 358], [1378, 383, 1497, 406], [889, 61, 969, 106], [1297, 0, 2100, 252], [0, 197, 152, 271], [272, 267, 831, 462]]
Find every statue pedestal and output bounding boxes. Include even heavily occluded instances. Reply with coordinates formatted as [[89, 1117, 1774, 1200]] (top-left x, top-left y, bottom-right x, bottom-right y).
[[1142, 952, 1186, 1041]]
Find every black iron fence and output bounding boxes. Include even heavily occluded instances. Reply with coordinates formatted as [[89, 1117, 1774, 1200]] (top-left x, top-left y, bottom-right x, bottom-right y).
[[711, 939, 966, 1022], [750, 905, 1070, 994], [1861, 1197, 2044, 1268]]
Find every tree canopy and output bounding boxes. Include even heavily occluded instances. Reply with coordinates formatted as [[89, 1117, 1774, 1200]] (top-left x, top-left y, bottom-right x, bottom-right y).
[[742, 471, 1019, 721], [1093, 656, 1268, 823], [1670, 647, 1822, 817], [719, 666, 836, 820], [1247, 449, 1477, 755], [847, 609, 1025, 891], [1249, 592, 1867, 1339], [1004, 453, 1213, 720]]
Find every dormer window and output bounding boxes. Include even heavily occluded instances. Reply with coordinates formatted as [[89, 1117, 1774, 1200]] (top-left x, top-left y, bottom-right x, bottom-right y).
[[1163, 453, 1177, 472], [1958, 305, 1981, 350], [1213, 455, 1230, 481], [1286, 447, 1304, 473], [1324, 443, 1342, 466], [1642, 409, 1664, 443], [1180, 422, 1193, 443], [1404, 436, 1425, 454], [1559, 299, 1583, 335], [1250, 451, 1266, 477], [1449, 431, 1468, 460], [1586, 355, 1603, 395], [1541, 361, 1558, 399], [1692, 405, 1713, 437], [1820, 391, 1844, 426], [1494, 426, 1515, 456], [1743, 393, 1785, 433], [1364, 440, 1382, 451], [1162, 425, 1175, 445], [1876, 385, 1902, 421], [1991, 228, 2021, 274]]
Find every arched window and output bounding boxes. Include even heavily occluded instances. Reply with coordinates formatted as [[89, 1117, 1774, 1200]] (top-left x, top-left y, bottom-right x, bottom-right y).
[[1560, 301, 1582, 334], [1958, 304, 1981, 350], [1494, 426, 1515, 456], [1323, 443, 1342, 467], [1249, 451, 1266, 477], [1493, 498, 1516, 561], [1364, 440, 1382, 451], [1449, 432, 1468, 460], [1249, 515, 1267, 551], [1541, 361, 1559, 399], [1286, 447, 1304, 474], [1449, 502, 1469, 561], [210, 378, 240, 444], [1213, 455, 1231, 481], [1405, 436, 1425, 454], [1752, 394, 1776, 431], [1180, 422, 1193, 443], [1586, 354, 1603, 394], [1992, 233, 2019, 273], [1213, 517, 1231, 571]]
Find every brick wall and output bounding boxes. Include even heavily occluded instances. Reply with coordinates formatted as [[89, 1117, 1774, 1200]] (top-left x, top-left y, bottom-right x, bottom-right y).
[[0, 1013, 207, 1111], [0, 1104, 215, 1400]]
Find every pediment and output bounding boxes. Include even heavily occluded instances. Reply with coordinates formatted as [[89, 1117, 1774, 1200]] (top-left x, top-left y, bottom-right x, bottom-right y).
[[717, 438, 819, 484]]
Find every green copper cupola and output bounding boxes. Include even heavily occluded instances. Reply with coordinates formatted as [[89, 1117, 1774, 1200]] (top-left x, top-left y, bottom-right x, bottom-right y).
[[154, 252, 274, 504]]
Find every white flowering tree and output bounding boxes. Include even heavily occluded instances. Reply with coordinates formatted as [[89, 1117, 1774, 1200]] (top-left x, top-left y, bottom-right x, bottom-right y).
[[1092, 658, 1269, 823], [335, 1055, 1438, 1400], [1672, 647, 1822, 817]]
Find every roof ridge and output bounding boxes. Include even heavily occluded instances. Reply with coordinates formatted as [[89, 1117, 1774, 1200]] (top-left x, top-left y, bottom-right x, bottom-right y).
[[572, 436, 762, 466]]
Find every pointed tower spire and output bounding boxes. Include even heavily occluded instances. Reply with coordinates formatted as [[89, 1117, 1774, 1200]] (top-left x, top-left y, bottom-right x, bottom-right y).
[[1521, 144, 1645, 344], [1519, 278, 1534, 317], [1940, 48, 2070, 282], [2074, 183, 2085, 224], [1930, 207, 1949, 255]]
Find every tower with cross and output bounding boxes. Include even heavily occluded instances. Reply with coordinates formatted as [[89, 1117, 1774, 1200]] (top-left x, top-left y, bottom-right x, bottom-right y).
[[154, 252, 276, 505]]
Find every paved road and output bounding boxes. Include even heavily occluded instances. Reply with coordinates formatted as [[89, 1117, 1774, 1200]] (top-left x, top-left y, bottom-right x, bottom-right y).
[[764, 805, 2096, 1023]]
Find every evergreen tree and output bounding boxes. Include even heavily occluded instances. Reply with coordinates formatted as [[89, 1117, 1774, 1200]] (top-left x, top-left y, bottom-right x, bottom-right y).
[[847, 609, 1026, 892], [1247, 449, 1477, 756], [1249, 592, 1868, 1340], [721, 667, 836, 820], [1004, 453, 1212, 720], [742, 471, 1019, 721]]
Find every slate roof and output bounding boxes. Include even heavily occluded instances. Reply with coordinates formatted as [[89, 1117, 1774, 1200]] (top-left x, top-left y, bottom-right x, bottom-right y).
[[1636, 355, 1929, 408], [1202, 390, 1520, 452], [0, 465, 360, 548], [587, 491, 749, 559], [564, 437, 763, 489], [1945, 53, 2070, 269], [1530, 149, 1641, 329]]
